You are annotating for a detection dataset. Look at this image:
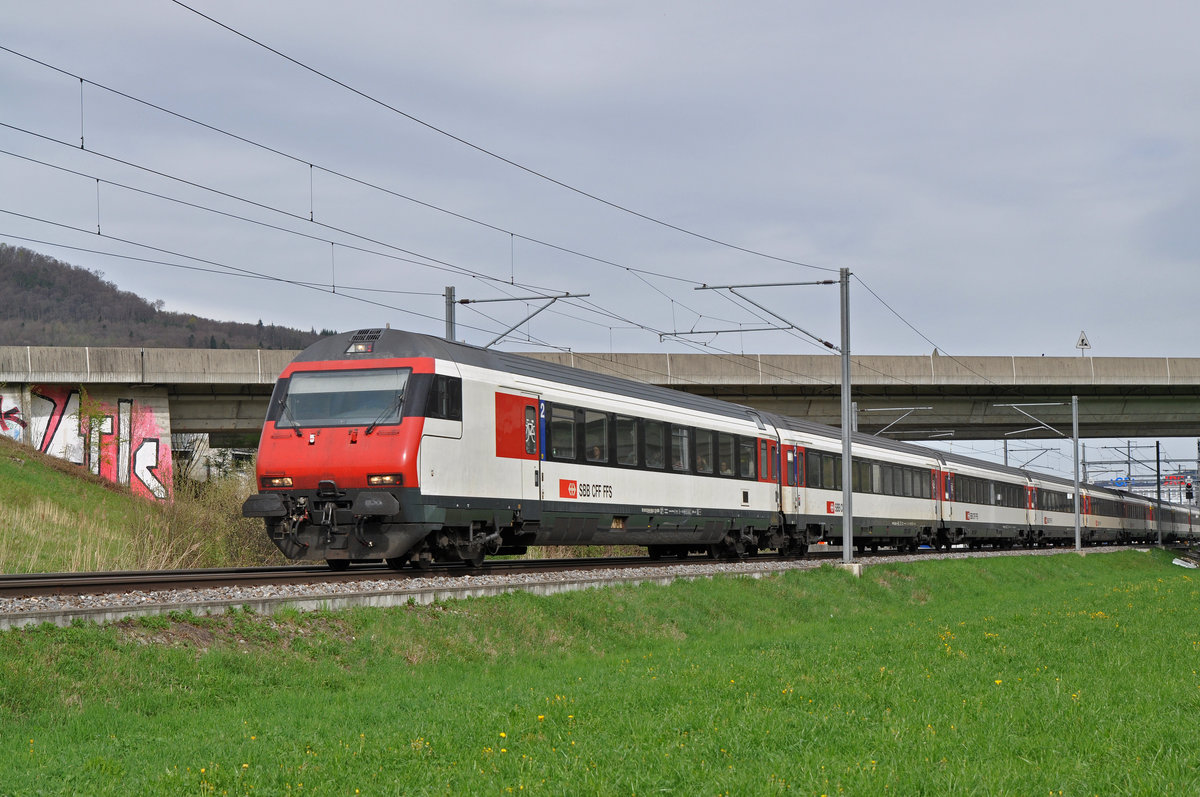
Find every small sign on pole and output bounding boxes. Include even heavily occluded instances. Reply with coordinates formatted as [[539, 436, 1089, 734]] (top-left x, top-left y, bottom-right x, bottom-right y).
[[1075, 331, 1091, 356]]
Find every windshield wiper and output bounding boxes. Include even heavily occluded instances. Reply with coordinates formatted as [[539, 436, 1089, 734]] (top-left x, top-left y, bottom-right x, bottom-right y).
[[277, 397, 302, 437], [365, 394, 403, 436]]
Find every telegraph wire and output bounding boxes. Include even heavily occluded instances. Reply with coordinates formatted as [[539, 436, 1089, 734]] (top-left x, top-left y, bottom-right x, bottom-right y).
[[0, 125, 567, 296], [0, 212, 503, 336], [0, 44, 706, 289], [1, 121, 789, 367], [2, 43, 849, 373], [168, 1, 836, 273], [0, 232, 441, 297], [5, 45, 970, 391]]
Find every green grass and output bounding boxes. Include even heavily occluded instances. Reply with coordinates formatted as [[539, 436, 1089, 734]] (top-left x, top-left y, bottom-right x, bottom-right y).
[[0, 434, 282, 572], [2, 549, 1198, 794]]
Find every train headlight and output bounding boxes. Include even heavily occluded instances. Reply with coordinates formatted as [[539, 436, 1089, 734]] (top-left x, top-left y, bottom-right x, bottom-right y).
[[367, 473, 404, 486], [261, 476, 293, 488], [346, 342, 374, 354]]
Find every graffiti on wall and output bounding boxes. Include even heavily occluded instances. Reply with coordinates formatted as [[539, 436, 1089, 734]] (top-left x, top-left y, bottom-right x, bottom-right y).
[[0, 387, 173, 500], [0, 396, 27, 438]]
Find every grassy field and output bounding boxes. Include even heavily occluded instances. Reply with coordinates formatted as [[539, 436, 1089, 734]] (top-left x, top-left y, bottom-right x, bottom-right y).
[[1, 549, 1197, 794], [0, 434, 281, 572]]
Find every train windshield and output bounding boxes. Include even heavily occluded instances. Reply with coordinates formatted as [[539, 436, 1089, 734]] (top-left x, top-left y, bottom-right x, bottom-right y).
[[279, 368, 411, 428]]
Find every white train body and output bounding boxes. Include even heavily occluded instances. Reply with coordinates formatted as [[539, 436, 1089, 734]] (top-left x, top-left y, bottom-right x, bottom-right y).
[[242, 329, 1199, 567]]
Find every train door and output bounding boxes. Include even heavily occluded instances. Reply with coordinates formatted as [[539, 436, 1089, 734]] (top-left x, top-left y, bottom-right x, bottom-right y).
[[524, 396, 543, 512], [781, 444, 799, 516], [494, 390, 542, 519]]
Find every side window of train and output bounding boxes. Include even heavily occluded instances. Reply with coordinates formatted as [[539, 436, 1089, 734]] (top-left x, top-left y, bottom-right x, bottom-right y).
[[584, 410, 608, 464], [696, 430, 714, 475], [428, 375, 463, 420], [645, 420, 666, 469], [718, 433, 736, 477], [785, 450, 796, 486], [549, 405, 576, 460], [821, 453, 838, 490], [615, 415, 639, 466], [671, 426, 692, 472], [739, 438, 756, 479], [525, 405, 537, 455]]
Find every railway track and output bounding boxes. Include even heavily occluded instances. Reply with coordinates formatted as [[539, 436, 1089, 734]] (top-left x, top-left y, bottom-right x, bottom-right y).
[[0, 544, 1161, 630], [0, 542, 1112, 600], [0, 554, 798, 599]]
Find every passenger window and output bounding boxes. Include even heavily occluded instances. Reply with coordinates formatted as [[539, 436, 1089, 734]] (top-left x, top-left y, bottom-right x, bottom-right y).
[[584, 410, 608, 463], [739, 438, 756, 479], [821, 453, 835, 488], [719, 434, 736, 477], [645, 421, 666, 469], [696, 430, 714, 475], [616, 416, 639, 466], [786, 450, 796, 486], [549, 405, 576, 460], [671, 427, 691, 472]]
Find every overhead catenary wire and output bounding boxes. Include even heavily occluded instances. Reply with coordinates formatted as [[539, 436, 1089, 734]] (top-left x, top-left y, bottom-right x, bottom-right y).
[[0, 43, 853, 365], [0, 45, 712, 290], [166, 3, 836, 274], [2, 35, 1135, 420]]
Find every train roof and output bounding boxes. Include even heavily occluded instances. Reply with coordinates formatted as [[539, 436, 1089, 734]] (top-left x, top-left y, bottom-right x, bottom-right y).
[[294, 329, 940, 459]]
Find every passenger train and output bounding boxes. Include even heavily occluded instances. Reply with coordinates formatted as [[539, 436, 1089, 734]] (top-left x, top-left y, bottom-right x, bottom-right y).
[[241, 329, 1199, 569]]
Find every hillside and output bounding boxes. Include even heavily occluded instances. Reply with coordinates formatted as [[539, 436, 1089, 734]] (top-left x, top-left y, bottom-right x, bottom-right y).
[[0, 244, 329, 349]]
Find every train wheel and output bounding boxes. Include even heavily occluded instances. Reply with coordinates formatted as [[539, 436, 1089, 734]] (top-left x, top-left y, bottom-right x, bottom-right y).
[[648, 545, 665, 561], [327, 559, 350, 572], [465, 549, 486, 568], [385, 555, 410, 570]]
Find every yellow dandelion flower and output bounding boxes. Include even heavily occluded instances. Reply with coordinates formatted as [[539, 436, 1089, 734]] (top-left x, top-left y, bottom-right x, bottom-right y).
[[994, 679, 1002, 685], [500, 732, 507, 738]]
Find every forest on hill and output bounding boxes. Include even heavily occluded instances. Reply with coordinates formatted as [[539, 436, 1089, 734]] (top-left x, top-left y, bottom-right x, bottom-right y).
[[0, 244, 329, 349]]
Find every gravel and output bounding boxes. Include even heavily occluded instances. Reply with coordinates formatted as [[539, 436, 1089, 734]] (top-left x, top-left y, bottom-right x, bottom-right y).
[[0, 546, 1134, 629]]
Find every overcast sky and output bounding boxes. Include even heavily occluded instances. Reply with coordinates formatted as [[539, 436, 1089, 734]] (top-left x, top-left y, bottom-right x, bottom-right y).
[[4, 2, 1199, 475]]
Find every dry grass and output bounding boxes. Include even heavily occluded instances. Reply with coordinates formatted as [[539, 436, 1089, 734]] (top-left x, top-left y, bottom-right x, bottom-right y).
[[0, 434, 284, 573]]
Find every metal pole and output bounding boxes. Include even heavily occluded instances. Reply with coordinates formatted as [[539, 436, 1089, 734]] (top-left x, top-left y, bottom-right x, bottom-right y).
[[1072, 395, 1080, 551], [444, 286, 455, 341], [1156, 441, 1162, 545], [1003, 439, 1008, 467], [840, 268, 854, 563]]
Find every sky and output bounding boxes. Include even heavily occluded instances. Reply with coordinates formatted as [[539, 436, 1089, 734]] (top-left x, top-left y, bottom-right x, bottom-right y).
[[3, 1, 1198, 479]]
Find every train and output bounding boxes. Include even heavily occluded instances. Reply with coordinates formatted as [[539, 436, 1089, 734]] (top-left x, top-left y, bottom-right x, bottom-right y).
[[241, 328, 1199, 569]]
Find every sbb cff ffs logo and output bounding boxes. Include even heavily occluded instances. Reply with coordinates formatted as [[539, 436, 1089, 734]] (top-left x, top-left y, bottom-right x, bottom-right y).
[[560, 479, 578, 499]]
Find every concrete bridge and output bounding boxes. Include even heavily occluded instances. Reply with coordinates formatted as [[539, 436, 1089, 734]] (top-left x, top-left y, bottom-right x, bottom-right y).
[[0, 345, 1197, 498]]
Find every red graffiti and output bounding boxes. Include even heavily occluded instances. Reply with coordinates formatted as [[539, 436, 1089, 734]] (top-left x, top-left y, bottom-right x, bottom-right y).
[[0, 398, 26, 431]]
